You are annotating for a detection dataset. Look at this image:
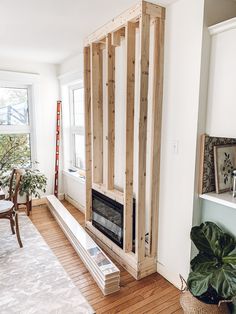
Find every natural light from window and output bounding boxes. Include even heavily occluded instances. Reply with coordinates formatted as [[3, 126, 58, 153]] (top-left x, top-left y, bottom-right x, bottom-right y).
[[0, 86, 32, 169], [70, 86, 85, 171]]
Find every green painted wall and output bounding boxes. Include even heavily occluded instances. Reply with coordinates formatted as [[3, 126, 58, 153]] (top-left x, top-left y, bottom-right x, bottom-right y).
[[201, 199, 236, 313], [201, 199, 236, 236]]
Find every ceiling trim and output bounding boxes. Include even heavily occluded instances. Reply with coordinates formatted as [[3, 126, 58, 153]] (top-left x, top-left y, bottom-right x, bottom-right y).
[[209, 17, 236, 35]]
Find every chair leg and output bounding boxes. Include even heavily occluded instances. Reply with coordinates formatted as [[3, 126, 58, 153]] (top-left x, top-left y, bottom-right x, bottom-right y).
[[15, 213, 23, 248], [26, 199, 30, 216], [10, 214, 15, 235], [30, 200, 32, 214]]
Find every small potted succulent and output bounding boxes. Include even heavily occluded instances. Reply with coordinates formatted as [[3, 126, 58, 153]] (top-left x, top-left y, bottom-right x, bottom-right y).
[[180, 222, 236, 313]]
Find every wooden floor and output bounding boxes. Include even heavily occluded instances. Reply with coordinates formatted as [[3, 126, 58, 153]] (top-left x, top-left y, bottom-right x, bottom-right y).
[[29, 201, 183, 314]]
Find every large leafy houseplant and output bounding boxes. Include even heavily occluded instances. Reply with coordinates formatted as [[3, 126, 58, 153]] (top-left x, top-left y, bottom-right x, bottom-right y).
[[0, 134, 31, 176], [188, 222, 236, 305], [1, 169, 47, 198], [0, 134, 47, 198]]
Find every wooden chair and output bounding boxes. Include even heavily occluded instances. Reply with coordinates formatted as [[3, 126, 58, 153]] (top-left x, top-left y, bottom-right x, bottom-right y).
[[0, 169, 23, 248]]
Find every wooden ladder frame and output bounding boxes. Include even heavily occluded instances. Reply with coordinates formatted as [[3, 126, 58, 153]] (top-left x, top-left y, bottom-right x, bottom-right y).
[[84, 0, 165, 280]]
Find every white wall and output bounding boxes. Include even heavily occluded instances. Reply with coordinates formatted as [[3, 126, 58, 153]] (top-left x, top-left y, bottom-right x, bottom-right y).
[[0, 58, 59, 195], [58, 54, 83, 78], [157, 0, 205, 286]]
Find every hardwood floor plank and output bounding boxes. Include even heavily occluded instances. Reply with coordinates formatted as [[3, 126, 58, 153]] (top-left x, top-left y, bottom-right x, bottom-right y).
[[30, 201, 182, 313]]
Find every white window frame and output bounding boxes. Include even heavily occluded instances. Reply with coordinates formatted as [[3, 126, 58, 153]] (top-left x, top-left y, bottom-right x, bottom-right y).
[[69, 82, 85, 172], [0, 71, 39, 166]]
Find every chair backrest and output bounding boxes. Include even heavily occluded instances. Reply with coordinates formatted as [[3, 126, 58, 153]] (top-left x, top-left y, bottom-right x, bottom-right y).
[[9, 169, 23, 207]]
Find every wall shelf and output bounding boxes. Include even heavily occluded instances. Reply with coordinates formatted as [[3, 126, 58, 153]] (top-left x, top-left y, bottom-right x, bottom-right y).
[[200, 192, 236, 210]]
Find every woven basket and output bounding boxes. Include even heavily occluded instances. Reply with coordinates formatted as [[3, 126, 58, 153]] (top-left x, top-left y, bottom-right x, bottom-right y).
[[180, 290, 230, 314], [179, 276, 231, 314]]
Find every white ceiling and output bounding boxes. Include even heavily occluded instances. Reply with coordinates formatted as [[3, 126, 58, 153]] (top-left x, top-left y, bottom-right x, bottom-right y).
[[0, 0, 176, 64]]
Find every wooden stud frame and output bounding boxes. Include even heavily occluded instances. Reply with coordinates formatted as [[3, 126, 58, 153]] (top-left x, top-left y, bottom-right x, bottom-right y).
[[84, 0, 165, 280]]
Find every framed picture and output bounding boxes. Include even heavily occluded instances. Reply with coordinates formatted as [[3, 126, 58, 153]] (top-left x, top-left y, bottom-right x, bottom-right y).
[[214, 144, 236, 193]]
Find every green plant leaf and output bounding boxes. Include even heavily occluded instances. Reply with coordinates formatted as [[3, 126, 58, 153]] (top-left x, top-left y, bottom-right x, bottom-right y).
[[191, 253, 219, 272], [188, 222, 236, 302], [187, 272, 212, 296], [223, 254, 236, 267], [191, 222, 235, 258], [220, 234, 236, 257], [211, 264, 236, 299]]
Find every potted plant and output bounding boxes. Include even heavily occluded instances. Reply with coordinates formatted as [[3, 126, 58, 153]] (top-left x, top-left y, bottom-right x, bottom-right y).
[[180, 222, 236, 313], [0, 168, 47, 200]]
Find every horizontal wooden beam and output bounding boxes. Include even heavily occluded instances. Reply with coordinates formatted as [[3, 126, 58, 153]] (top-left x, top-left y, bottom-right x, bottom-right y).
[[92, 183, 124, 205], [84, 1, 165, 46], [144, 1, 166, 19], [84, 3, 140, 46]]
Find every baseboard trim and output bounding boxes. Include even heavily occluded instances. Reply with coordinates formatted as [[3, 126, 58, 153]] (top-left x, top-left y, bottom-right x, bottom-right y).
[[64, 194, 85, 214], [157, 262, 182, 290]]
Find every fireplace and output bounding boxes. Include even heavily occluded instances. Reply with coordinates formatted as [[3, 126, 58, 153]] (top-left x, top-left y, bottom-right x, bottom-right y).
[[92, 189, 135, 249]]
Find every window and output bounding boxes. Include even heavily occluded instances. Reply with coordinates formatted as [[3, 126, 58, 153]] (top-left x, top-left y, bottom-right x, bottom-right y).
[[0, 87, 29, 125], [0, 85, 33, 170], [69, 85, 85, 171]]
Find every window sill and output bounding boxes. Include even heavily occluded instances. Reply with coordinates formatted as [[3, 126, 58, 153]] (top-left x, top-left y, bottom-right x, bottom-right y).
[[62, 170, 85, 184]]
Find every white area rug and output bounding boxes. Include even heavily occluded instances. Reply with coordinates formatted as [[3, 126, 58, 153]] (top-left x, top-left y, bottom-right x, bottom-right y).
[[0, 214, 94, 314]]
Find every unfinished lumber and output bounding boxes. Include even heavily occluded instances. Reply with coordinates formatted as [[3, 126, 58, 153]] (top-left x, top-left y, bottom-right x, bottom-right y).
[[82, 1, 166, 280], [144, 1, 166, 19], [92, 183, 124, 205], [105, 33, 115, 190], [136, 12, 150, 262], [91, 43, 103, 184], [84, 2, 165, 46], [84, 46, 92, 221], [148, 17, 165, 257], [111, 28, 125, 47], [124, 22, 136, 253], [47, 195, 120, 295]]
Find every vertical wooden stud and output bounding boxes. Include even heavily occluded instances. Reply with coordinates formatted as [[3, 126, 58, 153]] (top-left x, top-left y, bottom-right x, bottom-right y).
[[91, 43, 103, 184], [148, 17, 165, 257], [84, 46, 92, 221], [136, 11, 150, 261], [124, 22, 136, 253], [105, 33, 115, 190]]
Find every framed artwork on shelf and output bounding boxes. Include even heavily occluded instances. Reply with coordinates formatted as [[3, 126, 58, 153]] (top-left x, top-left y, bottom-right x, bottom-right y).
[[214, 144, 236, 194]]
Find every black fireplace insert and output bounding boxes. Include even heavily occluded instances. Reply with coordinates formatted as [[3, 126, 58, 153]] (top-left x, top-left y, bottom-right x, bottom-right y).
[[92, 189, 135, 249]]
